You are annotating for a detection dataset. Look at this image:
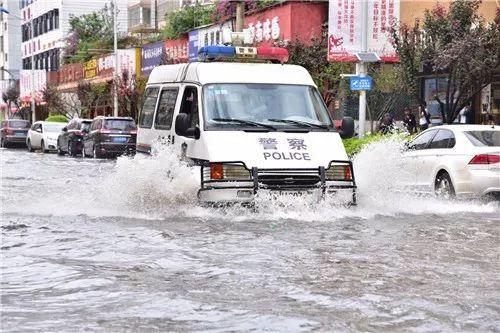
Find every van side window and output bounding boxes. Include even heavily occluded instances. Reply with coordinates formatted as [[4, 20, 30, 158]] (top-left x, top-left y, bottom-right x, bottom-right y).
[[179, 86, 199, 128], [139, 87, 159, 128], [154, 88, 178, 130]]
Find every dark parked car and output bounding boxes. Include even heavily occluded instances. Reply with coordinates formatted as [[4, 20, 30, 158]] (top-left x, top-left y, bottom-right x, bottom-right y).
[[0, 119, 30, 148], [83, 116, 137, 158], [57, 118, 92, 157]]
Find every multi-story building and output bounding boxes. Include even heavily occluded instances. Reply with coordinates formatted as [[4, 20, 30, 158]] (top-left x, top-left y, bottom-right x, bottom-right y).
[[127, 0, 215, 33], [20, 0, 128, 72], [128, 0, 181, 33], [0, 0, 22, 81]]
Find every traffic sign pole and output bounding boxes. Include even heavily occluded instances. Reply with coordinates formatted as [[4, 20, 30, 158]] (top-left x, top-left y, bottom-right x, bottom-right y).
[[358, 0, 369, 138]]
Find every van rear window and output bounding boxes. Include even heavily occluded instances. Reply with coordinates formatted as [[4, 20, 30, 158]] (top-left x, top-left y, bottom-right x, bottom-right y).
[[464, 131, 500, 147]]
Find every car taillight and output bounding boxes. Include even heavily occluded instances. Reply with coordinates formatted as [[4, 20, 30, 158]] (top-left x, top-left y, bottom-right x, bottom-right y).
[[210, 163, 223, 180], [75, 131, 85, 136], [469, 154, 500, 164], [5, 128, 13, 135], [100, 129, 111, 134], [129, 130, 137, 135]]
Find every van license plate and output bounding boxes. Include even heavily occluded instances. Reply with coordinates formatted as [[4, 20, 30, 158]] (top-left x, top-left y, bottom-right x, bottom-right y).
[[113, 137, 127, 143], [278, 191, 305, 197]]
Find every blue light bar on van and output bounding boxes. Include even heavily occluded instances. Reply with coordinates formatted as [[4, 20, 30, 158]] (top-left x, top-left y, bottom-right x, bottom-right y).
[[198, 46, 289, 63], [198, 46, 236, 61]]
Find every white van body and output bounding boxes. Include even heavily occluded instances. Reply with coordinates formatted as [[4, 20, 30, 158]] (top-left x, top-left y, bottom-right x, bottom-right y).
[[137, 62, 356, 204]]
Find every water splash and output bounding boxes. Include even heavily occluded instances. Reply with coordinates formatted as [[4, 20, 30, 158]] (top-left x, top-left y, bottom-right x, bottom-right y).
[[1, 138, 497, 221]]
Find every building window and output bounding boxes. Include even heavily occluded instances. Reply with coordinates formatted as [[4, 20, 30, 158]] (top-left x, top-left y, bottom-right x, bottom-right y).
[[4, 53, 7, 62], [4, 22, 7, 31], [54, 9, 59, 29]]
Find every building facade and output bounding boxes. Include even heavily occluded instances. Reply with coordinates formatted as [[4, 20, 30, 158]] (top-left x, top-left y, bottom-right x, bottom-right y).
[[20, 0, 128, 72], [0, 0, 22, 81], [128, 0, 182, 32]]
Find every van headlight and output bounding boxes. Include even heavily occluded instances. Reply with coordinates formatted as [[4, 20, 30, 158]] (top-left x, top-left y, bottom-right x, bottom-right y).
[[325, 165, 352, 181], [209, 163, 251, 180]]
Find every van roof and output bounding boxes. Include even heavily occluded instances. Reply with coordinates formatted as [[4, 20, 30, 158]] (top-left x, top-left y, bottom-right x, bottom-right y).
[[147, 62, 316, 86]]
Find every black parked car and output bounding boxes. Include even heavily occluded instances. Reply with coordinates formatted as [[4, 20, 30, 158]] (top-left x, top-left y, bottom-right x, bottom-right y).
[[57, 118, 92, 157], [83, 116, 137, 158], [0, 119, 30, 148]]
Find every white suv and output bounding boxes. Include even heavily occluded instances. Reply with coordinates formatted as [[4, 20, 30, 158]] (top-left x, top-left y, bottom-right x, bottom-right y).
[[27, 121, 67, 153]]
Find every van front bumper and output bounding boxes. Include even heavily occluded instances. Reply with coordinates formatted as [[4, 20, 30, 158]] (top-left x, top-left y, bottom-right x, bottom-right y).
[[198, 161, 357, 205]]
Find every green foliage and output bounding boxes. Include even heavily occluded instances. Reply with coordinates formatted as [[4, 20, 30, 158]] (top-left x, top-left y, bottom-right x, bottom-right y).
[[342, 134, 384, 157], [162, 3, 213, 40], [64, 3, 140, 64], [284, 27, 353, 109], [392, 0, 500, 123], [45, 115, 69, 123], [342, 133, 415, 157]]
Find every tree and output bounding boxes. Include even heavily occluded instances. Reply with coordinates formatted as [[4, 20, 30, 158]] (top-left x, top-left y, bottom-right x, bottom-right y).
[[392, 0, 500, 123], [115, 71, 147, 120], [41, 84, 83, 119], [64, 3, 140, 64], [76, 81, 110, 116], [1, 85, 29, 120], [284, 27, 353, 111], [162, 3, 213, 40]]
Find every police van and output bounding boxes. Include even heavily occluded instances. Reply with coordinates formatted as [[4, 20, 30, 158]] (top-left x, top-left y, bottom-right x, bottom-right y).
[[137, 45, 357, 205]]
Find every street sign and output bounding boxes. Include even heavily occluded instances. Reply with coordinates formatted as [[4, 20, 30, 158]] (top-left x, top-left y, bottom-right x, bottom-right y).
[[350, 76, 373, 91]]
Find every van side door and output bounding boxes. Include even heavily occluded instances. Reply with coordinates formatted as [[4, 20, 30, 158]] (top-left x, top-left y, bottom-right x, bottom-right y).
[[173, 85, 202, 160], [153, 85, 180, 149], [137, 86, 160, 153]]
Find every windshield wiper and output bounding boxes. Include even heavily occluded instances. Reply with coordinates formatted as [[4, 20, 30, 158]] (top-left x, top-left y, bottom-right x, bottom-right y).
[[212, 118, 276, 131], [267, 119, 329, 130]]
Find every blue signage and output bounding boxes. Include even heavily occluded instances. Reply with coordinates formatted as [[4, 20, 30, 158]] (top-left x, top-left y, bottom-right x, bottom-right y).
[[350, 76, 373, 91], [141, 42, 164, 76], [188, 30, 199, 62]]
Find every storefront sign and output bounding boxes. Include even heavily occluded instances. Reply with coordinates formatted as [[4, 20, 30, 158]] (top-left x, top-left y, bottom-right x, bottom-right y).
[[244, 17, 281, 44], [188, 30, 199, 62], [19, 70, 46, 102], [197, 21, 233, 48], [328, 0, 400, 62], [84, 59, 98, 79], [141, 41, 164, 76], [165, 38, 188, 62]]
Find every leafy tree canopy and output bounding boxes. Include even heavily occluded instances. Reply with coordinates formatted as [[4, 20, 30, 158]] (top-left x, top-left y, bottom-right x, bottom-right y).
[[392, 0, 500, 123], [64, 3, 140, 64]]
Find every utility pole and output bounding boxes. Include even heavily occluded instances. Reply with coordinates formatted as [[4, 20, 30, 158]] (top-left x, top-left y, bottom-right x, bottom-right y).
[[30, 19, 35, 122], [113, 0, 119, 117], [234, 0, 245, 32], [357, 0, 369, 138]]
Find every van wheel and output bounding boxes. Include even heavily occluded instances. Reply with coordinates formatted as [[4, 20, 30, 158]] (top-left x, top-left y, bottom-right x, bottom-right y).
[[435, 171, 455, 199], [27, 139, 34, 152]]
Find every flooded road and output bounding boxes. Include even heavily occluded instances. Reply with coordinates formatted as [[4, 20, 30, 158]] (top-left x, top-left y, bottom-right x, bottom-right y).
[[1, 146, 499, 332]]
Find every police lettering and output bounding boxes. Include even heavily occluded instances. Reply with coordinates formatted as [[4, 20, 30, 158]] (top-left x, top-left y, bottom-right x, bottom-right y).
[[263, 152, 311, 160]]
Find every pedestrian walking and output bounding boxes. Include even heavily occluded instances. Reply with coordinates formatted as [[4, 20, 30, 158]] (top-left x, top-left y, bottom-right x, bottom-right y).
[[402, 107, 417, 134], [418, 106, 430, 131], [458, 104, 471, 124]]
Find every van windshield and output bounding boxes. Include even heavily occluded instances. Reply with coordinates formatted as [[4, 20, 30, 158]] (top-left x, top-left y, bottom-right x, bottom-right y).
[[203, 84, 333, 130]]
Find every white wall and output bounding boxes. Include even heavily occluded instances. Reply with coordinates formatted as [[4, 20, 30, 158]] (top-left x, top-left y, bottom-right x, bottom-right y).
[[0, 0, 22, 80]]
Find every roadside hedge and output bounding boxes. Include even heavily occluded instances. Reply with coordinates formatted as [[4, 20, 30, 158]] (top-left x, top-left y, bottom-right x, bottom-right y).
[[45, 115, 68, 123], [342, 134, 384, 157], [342, 133, 416, 157]]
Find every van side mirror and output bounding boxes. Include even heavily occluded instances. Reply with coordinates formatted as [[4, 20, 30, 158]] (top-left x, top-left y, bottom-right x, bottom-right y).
[[175, 113, 200, 139], [338, 116, 355, 139], [62, 127, 68, 132]]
